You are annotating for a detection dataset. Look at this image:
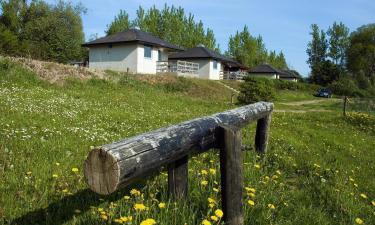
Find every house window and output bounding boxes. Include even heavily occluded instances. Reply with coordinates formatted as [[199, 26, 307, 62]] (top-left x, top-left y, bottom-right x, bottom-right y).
[[213, 60, 218, 70], [158, 50, 162, 61], [144, 45, 152, 59]]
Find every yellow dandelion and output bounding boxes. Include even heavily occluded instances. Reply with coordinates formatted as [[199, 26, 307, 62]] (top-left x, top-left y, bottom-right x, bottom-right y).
[[268, 204, 276, 209], [208, 197, 216, 204], [276, 170, 282, 175], [201, 169, 208, 175], [52, 174, 58, 178], [100, 214, 108, 220], [55, 162, 60, 166], [201, 180, 208, 186], [140, 218, 156, 225], [355, 218, 364, 224], [371, 200, 375, 206], [247, 200, 255, 206], [213, 187, 219, 193], [254, 164, 261, 169], [62, 189, 69, 193], [245, 187, 256, 193], [247, 192, 256, 198], [71, 168, 79, 173], [130, 189, 141, 196], [201, 219, 211, 225], [158, 202, 166, 209], [208, 203, 215, 208], [210, 215, 218, 221], [124, 195, 130, 200], [360, 193, 368, 199], [134, 203, 147, 211], [113, 218, 123, 224], [209, 169, 216, 175], [26, 171, 32, 176], [215, 209, 223, 218]]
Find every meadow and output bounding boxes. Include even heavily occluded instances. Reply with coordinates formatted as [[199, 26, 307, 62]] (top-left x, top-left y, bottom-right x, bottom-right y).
[[1, 58, 374, 225]]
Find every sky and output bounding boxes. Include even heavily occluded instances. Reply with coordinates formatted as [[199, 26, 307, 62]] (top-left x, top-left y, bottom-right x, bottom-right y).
[[47, 0, 375, 76]]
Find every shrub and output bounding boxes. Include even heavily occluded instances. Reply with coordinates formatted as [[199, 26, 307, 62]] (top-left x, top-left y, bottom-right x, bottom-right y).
[[345, 112, 375, 130], [238, 77, 276, 104]]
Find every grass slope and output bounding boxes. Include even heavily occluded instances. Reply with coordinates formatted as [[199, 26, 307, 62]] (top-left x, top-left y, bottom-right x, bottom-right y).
[[0, 59, 374, 225]]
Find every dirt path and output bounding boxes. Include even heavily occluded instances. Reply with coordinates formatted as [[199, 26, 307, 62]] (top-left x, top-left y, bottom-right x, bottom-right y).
[[275, 98, 341, 113], [279, 98, 341, 106]]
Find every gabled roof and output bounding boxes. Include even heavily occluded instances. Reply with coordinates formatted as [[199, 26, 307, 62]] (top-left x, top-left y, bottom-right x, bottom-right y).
[[82, 28, 182, 51], [169, 46, 229, 61], [248, 64, 280, 74], [169, 46, 247, 69], [279, 70, 299, 78], [248, 64, 299, 78]]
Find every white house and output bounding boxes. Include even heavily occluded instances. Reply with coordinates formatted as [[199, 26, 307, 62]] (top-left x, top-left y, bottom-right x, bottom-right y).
[[83, 29, 246, 80], [167, 46, 247, 80], [248, 64, 299, 82], [82, 28, 182, 74]]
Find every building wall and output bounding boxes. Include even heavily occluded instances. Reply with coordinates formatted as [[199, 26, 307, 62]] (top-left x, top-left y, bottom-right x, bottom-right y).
[[249, 73, 278, 79], [137, 44, 167, 74], [280, 77, 298, 82], [88, 44, 138, 72], [208, 60, 222, 80], [88, 43, 170, 74], [182, 59, 223, 80]]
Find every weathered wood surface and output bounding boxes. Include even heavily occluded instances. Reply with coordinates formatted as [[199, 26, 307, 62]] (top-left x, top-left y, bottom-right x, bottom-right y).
[[255, 114, 272, 153], [220, 126, 244, 225], [84, 102, 273, 195], [168, 155, 188, 199]]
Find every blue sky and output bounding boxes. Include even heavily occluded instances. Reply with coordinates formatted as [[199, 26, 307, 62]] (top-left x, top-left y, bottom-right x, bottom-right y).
[[48, 0, 374, 76]]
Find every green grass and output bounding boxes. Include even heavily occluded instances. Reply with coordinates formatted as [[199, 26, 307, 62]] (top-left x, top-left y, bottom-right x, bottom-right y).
[[1, 59, 374, 225]]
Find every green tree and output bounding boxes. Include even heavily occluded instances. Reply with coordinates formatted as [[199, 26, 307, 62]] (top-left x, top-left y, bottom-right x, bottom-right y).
[[347, 23, 375, 85], [106, 10, 130, 35], [0, 0, 86, 62], [307, 24, 331, 85], [20, 0, 86, 62], [120, 4, 218, 50], [327, 22, 349, 67], [227, 26, 287, 69], [0, 0, 27, 55]]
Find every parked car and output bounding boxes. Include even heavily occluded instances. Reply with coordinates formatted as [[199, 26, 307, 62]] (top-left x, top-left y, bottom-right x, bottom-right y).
[[314, 88, 332, 98]]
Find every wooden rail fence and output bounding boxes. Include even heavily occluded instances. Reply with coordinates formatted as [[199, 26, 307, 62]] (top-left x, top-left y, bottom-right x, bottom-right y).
[[84, 102, 273, 225]]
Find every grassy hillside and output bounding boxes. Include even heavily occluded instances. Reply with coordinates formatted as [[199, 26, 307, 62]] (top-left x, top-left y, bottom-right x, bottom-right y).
[[1, 58, 374, 225]]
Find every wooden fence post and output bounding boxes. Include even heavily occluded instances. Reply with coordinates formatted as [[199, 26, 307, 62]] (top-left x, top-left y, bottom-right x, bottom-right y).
[[255, 114, 271, 154], [343, 96, 348, 116], [168, 155, 188, 199], [220, 126, 244, 225]]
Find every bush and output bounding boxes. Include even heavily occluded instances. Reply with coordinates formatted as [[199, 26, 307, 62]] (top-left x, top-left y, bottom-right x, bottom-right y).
[[238, 77, 276, 104]]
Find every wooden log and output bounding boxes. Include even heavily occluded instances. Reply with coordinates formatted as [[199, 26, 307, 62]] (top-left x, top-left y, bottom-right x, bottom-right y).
[[84, 102, 273, 195], [168, 155, 188, 199], [219, 125, 244, 225], [255, 114, 272, 154]]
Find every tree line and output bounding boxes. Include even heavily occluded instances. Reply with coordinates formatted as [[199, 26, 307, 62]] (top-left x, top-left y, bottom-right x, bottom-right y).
[[0, 0, 86, 63], [307, 22, 375, 96], [106, 5, 288, 70], [1, 1, 288, 70]]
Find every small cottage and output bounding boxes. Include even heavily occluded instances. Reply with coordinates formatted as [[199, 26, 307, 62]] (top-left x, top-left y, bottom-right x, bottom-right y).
[[168, 46, 246, 80], [248, 64, 298, 82], [82, 28, 182, 74]]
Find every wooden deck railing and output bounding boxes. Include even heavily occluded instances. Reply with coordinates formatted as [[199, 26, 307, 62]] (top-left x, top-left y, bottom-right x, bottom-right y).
[[156, 60, 199, 75], [223, 71, 248, 80], [84, 102, 273, 225]]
